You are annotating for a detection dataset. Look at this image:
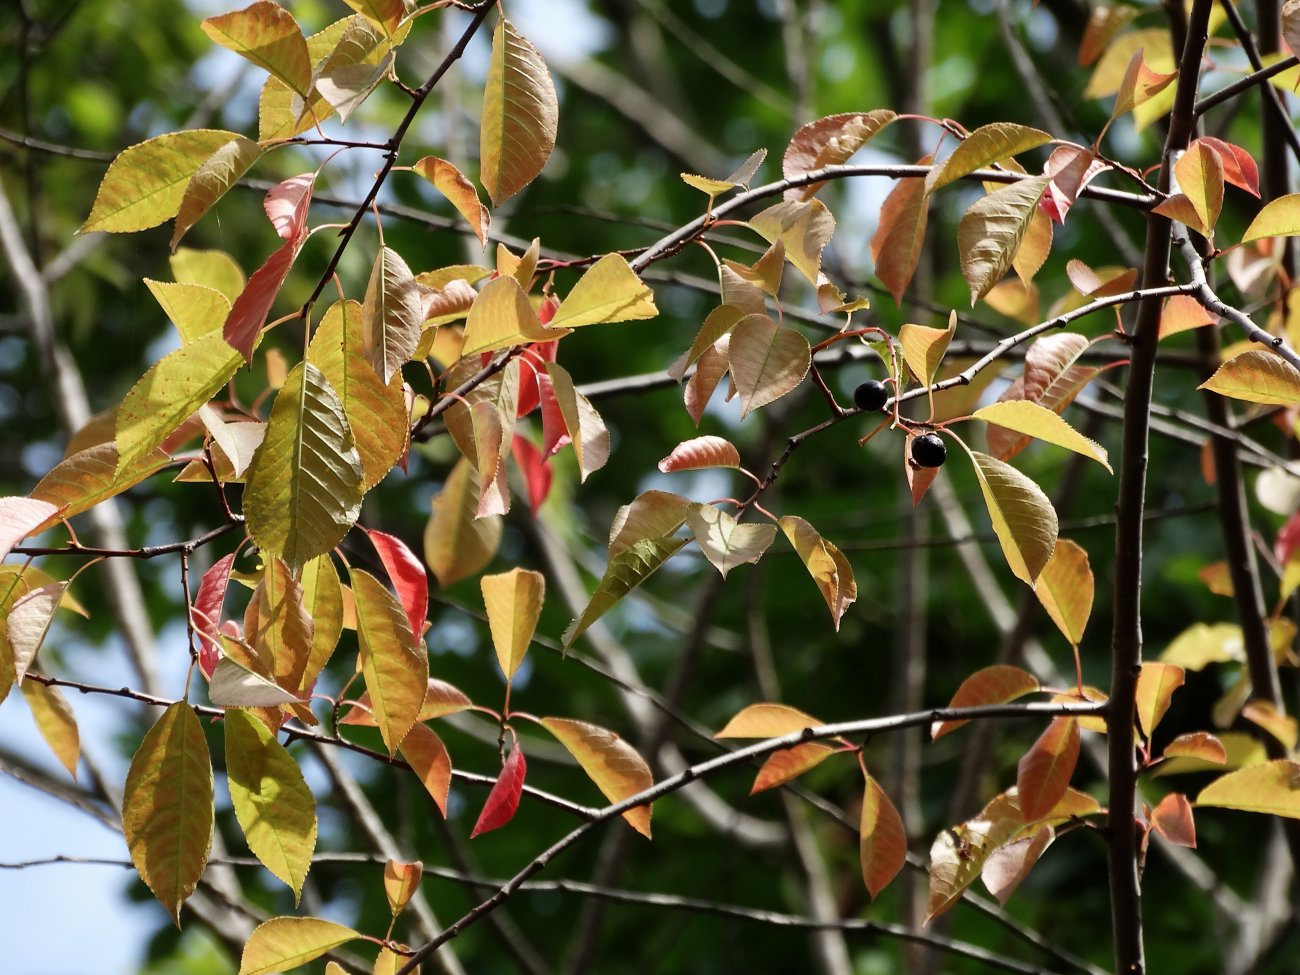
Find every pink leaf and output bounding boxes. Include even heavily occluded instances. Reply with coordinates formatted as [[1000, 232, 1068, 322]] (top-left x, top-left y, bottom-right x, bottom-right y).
[[192, 553, 235, 679], [0, 497, 59, 559], [1276, 511, 1300, 566], [1040, 146, 1108, 224], [263, 173, 315, 242], [223, 238, 299, 362], [470, 741, 526, 837], [365, 529, 428, 642], [511, 435, 553, 516], [657, 435, 741, 473]]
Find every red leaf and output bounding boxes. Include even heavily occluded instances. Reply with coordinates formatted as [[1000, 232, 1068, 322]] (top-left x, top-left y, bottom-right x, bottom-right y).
[[192, 552, 235, 679], [471, 741, 526, 837], [1276, 512, 1300, 567], [1017, 718, 1080, 821], [537, 370, 570, 456], [1150, 792, 1197, 848], [516, 340, 559, 418], [263, 173, 314, 241], [223, 238, 299, 362], [365, 529, 428, 641], [511, 435, 553, 516], [1199, 137, 1260, 198], [657, 435, 741, 473]]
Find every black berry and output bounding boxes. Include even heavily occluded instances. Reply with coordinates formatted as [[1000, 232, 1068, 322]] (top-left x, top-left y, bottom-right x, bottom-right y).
[[853, 379, 889, 412], [911, 433, 947, 468]]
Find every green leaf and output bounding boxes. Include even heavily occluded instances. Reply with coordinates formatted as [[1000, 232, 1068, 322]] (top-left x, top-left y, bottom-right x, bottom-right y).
[[748, 199, 835, 285], [1035, 539, 1094, 646], [686, 503, 777, 577], [481, 568, 545, 680], [351, 568, 428, 755], [238, 917, 360, 975], [974, 400, 1112, 472], [243, 362, 365, 573], [1197, 759, 1300, 819], [80, 129, 242, 234], [1200, 350, 1300, 405], [728, 314, 811, 419], [926, 123, 1051, 194], [202, 1, 312, 97], [778, 515, 856, 630], [171, 247, 246, 302], [1242, 193, 1300, 243], [967, 450, 1059, 586], [540, 716, 654, 837], [308, 300, 407, 491], [171, 137, 265, 251], [550, 254, 658, 329], [783, 110, 897, 201], [423, 458, 502, 587], [122, 702, 213, 926], [144, 279, 231, 343], [480, 19, 558, 206], [564, 536, 688, 646], [114, 329, 244, 475], [298, 555, 343, 691], [361, 246, 424, 386], [958, 176, 1051, 303], [224, 708, 316, 900]]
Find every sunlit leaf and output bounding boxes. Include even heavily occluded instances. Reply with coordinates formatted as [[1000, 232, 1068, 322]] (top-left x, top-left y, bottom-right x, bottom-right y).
[[686, 504, 777, 578], [202, 2, 312, 97], [543, 362, 609, 481], [926, 123, 1051, 194], [170, 137, 265, 251], [1079, 5, 1138, 65], [608, 491, 691, 557], [1034, 539, 1094, 646], [959, 176, 1051, 303], [541, 717, 653, 837], [1199, 136, 1260, 198], [383, 859, 423, 917], [860, 774, 907, 899], [1200, 350, 1300, 405], [931, 665, 1041, 740], [899, 312, 956, 386], [551, 254, 658, 329], [1242, 700, 1299, 751], [783, 110, 897, 201], [966, 450, 1058, 586], [481, 568, 545, 681], [208, 657, 303, 708], [20, 680, 80, 778], [1162, 731, 1228, 766], [1173, 141, 1225, 234], [245, 558, 314, 694], [1135, 662, 1185, 738], [684, 338, 730, 425], [351, 568, 427, 755], [480, 19, 558, 206], [315, 50, 392, 122], [657, 435, 741, 473], [1150, 792, 1197, 848], [872, 155, 931, 304], [1242, 193, 1300, 243], [778, 515, 856, 630], [461, 275, 557, 357], [564, 536, 688, 646], [1110, 45, 1177, 120], [399, 722, 452, 816], [926, 791, 1025, 922], [471, 741, 526, 837], [7, 583, 67, 685], [716, 702, 820, 738], [750, 743, 834, 793], [243, 362, 364, 573], [222, 238, 300, 363], [238, 917, 360, 975], [0, 497, 59, 559], [748, 198, 835, 284], [668, 305, 745, 381], [412, 156, 489, 246], [362, 246, 424, 386], [123, 703, 213, 926], [224, 708, 316, 900], [298, 554, 343, 690], [1017, 717, 1080, 821], [423, 458, 502, 587], [728, 315, 811, 419], [1159, 294, 1217, 339], [1197, 759, 1300, 819], [366, 529, 427, 644], [80, 130, 240, 234], [975, 400, 1111, 472], [171, 247, 246, 303]]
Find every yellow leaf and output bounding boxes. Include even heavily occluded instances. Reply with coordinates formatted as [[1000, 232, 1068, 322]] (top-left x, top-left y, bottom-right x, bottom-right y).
[[383, 859, 424, 917], [481, 568, 545, 680], [1242, 193, 1300, 243], [544, 362, 610, 481], [145, 279, 231, 343], [1242, 700, 1299, 750], [860, 775, 907, 899], [224, 708, 317, 900], [1175, 141, 1224, 234], [974, 400, 1111, 472], [461, 275, 558, 357], [966, 450, 1059, 586], [341, 0, 405, 37], [1159, 622, 1244, 669], [1136, 662, 1185, 738], [423, 458, 502, 587], [778, 515, 856, 629], [899, 311, 956, 386], [362, 247, 424, 385], [1162, 731, 1227, 766], [680, 172, 736, 196], [202, 1, 313, 97], [1197, 759, 1300, 819], [1109, 45, 1178, 120], [399, 722, 452, 815], [171, 247, 246, 302], [1035, 539, 1094, 645], [246, 557, 314, 694], [298, 555, 344, 690], [959, 177, 1050, 303], [351, 568, 427, 755], [1200, 349, 1300, 405], [20, 680, 80, 778], [172, 137, 265, 251], [748, 198, 836, 285], [550, 254, 658, 329], [686, 504, 777, 578], [123, 703, 213, 925], [238, 916, 360, 975], [480, 20, 558, 206], [715, 702, 821, 738], [926, 122, 1052, 194], [412, 156, 490, 246], [540, 716, 654, 837]]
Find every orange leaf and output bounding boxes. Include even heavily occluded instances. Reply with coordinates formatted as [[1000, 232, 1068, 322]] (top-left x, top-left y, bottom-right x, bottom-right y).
[[1151, 793, 1197, 848], [1162, 731, 1227, 766], [412, 156, 489, 246], [932, 665, 1041, 740], [1017, 717, 1080, 821], [657, 435, 741, 473], [1035, 539, 1094, 646], [751, 743, 835, 794], [860, 775, 907, 899], [540, 717, 653, 837], [1135, 662, 1185, 738], [783, 110, 897, 200], [383, 859, 424, 917], [716, 702, 821, 738], [871, 157, 931, 304], [399, 722, 453, 816]]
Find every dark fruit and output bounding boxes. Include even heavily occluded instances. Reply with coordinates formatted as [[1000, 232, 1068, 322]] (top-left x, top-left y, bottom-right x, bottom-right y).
[[853, 379, 889, 412], [910, 433, 947, 468]]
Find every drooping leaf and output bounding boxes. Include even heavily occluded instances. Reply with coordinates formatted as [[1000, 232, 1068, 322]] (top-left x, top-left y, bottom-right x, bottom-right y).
[[351, 568, 427, 755], [1242, 193, 1300, 243], [193, 553, 236, 679], [860, 774, 907, 899], [480, 19, 558, 206], [982, 826, 1054, 905], [222, 238, 300, 363], [750, 743, 835, 793], [20, 680, 80, 778], [1172, 140, 1225, 234], [399, 722, 452, 816], [1034, 539, 1094, 646], [1200, 350, 1300, 405], [7, 583, 67, 685], [872, 158, 931, 304], [366, 529, 427, 642], [1079, 5, 1138, 65], [1197, 759, 1300, 819], [1135, 662, 1185, 738], [1198, 136, 1260, 198], [80, 130, 240, 234], [0, 497, 59, 559], [224, 708, 316, 900], [172, 137, 265, 251], [958, 176, 1051, 303], [383, 859, 423, 917], [208, 657, 303, 708], [481, 568, 545, 681], [1159, 621, 1248, 669], [684, 338, 730, 425], [307, 300, 407, 491], [551, 254, 658, 329], [540, 717, 654, 837], [748, 198, 835, 284], [238, 917, 360, 975], [202, 2, 312, 97], [1159, 294, 1217, 339], [778, 515, 856, 629], [244, 362, 364, 573], [114, 330, 243, 474], [1242, 700, 1299, 750], [564, 536, 689, 646], [728, 315, 811, 419], [966, 450, 1059, 586], [926, 792, 1026, 922], [657, 436, 741, 473], [975, 400, 1111, 472], [471, 741, 526, 837], [686, 504, 777, 578], [423, 458, 502, 587], [512, 435, 553, 516], [461, 275, 556, 356], [297, 555, 343, 690], [926, 123, 1051, 194], [931, 665, 1041, 740], [122, 702, 213, 926], [144, 280, 230, 343], [782, 110, 896, 200], [899, 312, 956, 386], [361, 246, 424, 385], [543, 362, 609, 481], [246, 558, 314, 693], [341, 0, 404, 37], [1017, 717, 1080, 821], [412, 156, 490, 246]]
